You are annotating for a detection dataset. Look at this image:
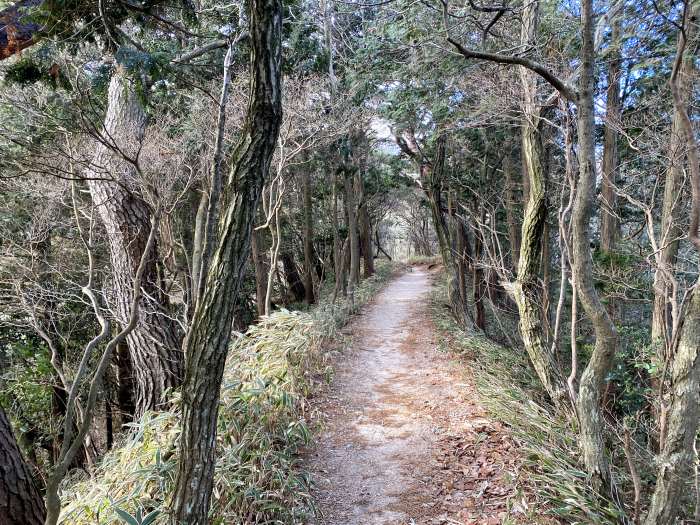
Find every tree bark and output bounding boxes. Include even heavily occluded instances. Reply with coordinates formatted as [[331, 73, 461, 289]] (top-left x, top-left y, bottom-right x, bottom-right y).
[[650, 40, 692, 349], [114, 341, 135, 424], [357, 173, 375, 278], [645, 3, 700, 522], [0, 406, 45, 525], [169, 0, 282, 521], [87, 69, 183, 419], [599, 17, 621, 253], [509, 0, 567, 408], [645, 287, 700, 525], [251, 227, 267, 316], [473, 214, 486, 330], [0, 9, 184, 418], [344, 167, 361, 297], [572, 0, 620, 502], [302, 169, 316, 303], [332, 169, 345, 299], [281, 250, 306, 303]]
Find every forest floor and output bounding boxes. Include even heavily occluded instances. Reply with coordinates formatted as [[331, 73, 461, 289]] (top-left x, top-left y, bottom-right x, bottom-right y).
[[305, 267, 543, 525]]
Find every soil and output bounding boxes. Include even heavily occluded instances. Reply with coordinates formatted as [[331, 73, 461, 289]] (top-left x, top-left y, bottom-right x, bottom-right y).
[[305, 268, 544, 525]]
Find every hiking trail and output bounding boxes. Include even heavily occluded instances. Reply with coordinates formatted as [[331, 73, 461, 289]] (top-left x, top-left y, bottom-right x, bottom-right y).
[[306, 268, 536, 525]]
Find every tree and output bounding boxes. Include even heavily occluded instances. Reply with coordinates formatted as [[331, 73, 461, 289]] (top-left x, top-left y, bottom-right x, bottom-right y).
[[169, 0, 283, 521], [599, 15, 622, 254], [0, 0, 188, 419], [571, 0, 620, 500], [86, 69, 183, 418], [302, 168, 316, 303], [645, 2, 700, 522], [0, 405, 45, 525], [510, 0, 567, 408], [445, 0, 623, 504]]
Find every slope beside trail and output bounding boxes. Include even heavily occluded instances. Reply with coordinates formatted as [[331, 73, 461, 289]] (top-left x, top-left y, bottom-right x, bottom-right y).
[[305, 268, 542, 525]]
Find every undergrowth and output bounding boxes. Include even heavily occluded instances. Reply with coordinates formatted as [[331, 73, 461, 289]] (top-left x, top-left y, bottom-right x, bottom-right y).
[[405, 254, 442, 266], [430, 280, 625, 525], [59, 262, 397, 525]]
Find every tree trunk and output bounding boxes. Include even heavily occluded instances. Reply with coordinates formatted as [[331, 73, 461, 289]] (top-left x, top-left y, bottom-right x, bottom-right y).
[[473, 216, 486, 330], [572, 0, 620, 502], [0, 406, 46, 525], [169, 1, 283, 521], [281, 251, 306, 303], [541, 218, 551, 331], [251, 227, 268, 316], [302, 169, 315, 304], [645, 3, 700, 522], [645, 287, 700, 524], [509, 0, 567, 408], [345, 167, 361, 296], [599, 17, 621, 253], [114, 341, 135, 425], [504, 150, 521, 269], [190, 189, 208, 313], [650, 43, 692, 349], [87, 69, 183, 419], [455, 204, 471, 320], [521, 152, 530, 207], [357, 173, 375, 278]]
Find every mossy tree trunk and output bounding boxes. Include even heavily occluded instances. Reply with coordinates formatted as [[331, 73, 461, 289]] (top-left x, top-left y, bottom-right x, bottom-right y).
[[572, 0, 621, 503], [169, 0, 283, 521], [510, 0, 567, 409]]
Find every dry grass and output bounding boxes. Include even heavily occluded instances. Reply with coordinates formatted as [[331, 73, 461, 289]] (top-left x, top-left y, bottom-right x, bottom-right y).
[[430, 280, 624, 525]]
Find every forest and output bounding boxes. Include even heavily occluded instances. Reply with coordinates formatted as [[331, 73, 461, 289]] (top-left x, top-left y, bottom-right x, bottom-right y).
[[0, 0, 698, 523]]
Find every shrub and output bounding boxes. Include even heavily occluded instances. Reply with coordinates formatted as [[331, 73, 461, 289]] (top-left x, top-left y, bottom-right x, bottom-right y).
[[59, 262, 398, 524]]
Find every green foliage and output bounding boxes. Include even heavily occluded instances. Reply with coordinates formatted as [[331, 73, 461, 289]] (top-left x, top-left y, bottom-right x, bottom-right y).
[[114, 507, 160, 525], [605, 325, 654, 416], [594, 249, 637, 270], [0, 334, 53, 434], [3, 58, 43, 85], [593, 249, 649, 302]]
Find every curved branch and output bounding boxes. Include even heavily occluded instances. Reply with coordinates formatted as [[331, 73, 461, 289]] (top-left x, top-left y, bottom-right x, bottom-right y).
[[447, 36, 579, 101]]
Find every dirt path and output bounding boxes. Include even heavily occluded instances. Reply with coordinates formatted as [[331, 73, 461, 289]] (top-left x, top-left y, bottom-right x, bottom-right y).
[[306, 269, 534, 525]]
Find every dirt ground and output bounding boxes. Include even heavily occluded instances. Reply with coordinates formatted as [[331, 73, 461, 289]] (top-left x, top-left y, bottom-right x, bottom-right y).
[[305, 268, 543, 525]]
